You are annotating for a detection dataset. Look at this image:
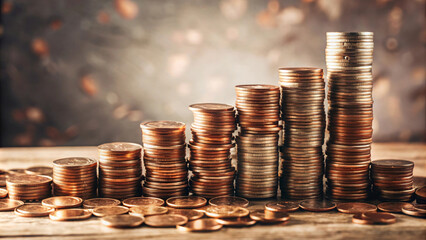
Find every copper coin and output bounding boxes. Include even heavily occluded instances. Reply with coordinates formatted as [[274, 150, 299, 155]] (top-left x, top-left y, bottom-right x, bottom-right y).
[[15, 204, 55, 217], [122, 197, 164, 207], [401, 204, 426, 218], [209, 196, 249, 208], [25, 166, 53, 176], [415, 186, 426, 200], [299, 199, 336, 212], [352, 212, 396, 225], [144, 214, 188, 227], [129, 206, 168, 216], [83, 198, 121, 209], [166, 196, 207, 209], [377, 202, 413, 213], [0, 189, 8, 198], [101, 214, 144, 228], [42, 196, 83, 209], [98, 142, 142, 153], [215, 217, 257, 227], [92, 206, 129, 217], [6, 174, 52, 186], [177, 219, 223, 232], [265, 201, 299, 212], [337, 202, 377, 214], [49, 209, 92, 221], [249, 210, 290, 223], [204, 205, 250, 218], [167, 208, 204, 220], [0, 199, 24, 211]]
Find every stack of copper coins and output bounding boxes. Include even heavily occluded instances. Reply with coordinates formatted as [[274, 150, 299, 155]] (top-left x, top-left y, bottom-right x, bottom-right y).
[[6, 174, 52, 200], [325, 32, 374, 201], [53, 157, 97, 199], [140, 121, 188, 198], [234, 85, 280, 199], [189, 103, 236, 198], [278, 68, 325, 200], [371, 160, 415, 201], [98, 142, 142, 199]]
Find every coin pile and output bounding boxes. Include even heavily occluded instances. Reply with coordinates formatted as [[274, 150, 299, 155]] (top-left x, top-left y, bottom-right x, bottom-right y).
[[98, 142, 142, 199], [6, 174, 52, 200], [325, 32, 374, 201], [140, 121, 188, 198], [371, 160, 415, 201], [188, 103, 236, 198], [234, 85, 280, 199], [278, 68, 325, 200], [53, 157, 97, 199]]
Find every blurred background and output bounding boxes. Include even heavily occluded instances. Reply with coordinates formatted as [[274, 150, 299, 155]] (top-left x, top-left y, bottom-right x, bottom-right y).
[[0, 0, 425, 147]]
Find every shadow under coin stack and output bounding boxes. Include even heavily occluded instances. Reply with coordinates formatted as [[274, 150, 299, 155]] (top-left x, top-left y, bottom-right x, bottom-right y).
[[53, 157, 97, 199], [371, 160, 415, 202], [98, 142, 142, 199], [278, 68, 325, 200], [140, 121, 188, 198], [6, 174, 52, 200], [325, 32, 374, 201], [235, 85, 280, 199], [189, 103, 236, 198]]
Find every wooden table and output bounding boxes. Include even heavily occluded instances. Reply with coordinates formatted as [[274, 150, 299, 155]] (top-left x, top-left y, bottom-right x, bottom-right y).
[[0, 143, 425, 240]]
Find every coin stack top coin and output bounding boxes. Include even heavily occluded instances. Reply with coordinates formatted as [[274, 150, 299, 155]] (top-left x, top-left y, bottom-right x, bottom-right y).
[[6, 174, 52, 201], [234, 84, 280, 199], [98, 142, 143, 199], [371, 159, 415, 202], [278, 68, 325, 200], [53, 157, 97, 199], [188, 103, 236, 198], [325, 32, 374, 201], [140, 121, 188, 198]]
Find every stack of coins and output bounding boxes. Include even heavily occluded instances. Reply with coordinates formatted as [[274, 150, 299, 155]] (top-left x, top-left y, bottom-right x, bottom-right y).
[[6, 174, 52, 200], [53, 157, 97, 199], [188, 103, 236, 198], [140, 121, 188, 198], [234, 85, 280, 199], [278, 68, 325, 200], [98, 142, 142, 199], [371, 160, 415, 201], [325, 32, 374, 201]]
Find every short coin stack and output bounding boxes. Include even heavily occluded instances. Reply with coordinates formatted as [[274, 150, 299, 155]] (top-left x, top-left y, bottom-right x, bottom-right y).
[[189, 103, 236, 198], [53, 157, 97, 199], [234, 85, 280, 199], [6, 174, 52, 200], [325, 32, 374, 201], [98, 142, 142, 199], [140, 121, 188, 198], [278, 68, 325, 200], [371, 160, 415, 201]]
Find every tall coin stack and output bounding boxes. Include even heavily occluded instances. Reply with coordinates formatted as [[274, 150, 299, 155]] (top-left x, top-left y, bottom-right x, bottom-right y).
[[189, 103, 236, 198], [325, 32, 374, 201], [278, 68, 325, 200], [53, 157, 97, 199], [235, 85, 280, 199], [98, 142, 142, 199], [140, 121, 188, 198]]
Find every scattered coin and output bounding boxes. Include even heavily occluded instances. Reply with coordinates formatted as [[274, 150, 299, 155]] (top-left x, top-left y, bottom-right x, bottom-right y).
[[352, 212, 396, 225], [122, 197, 164, 207], [401, 204, 426, 218], [249, 209, 290, 223], [215, 217, 257, 227], [129, 206, 168, 216], [377, 202, 413, 213], [166, 196, 207, 209], [167, 208, 204, 220], [101, 215, 144, 228], [92, 206, 129, 217], [0, 199, 24, 211], [25, 166, 53, 176], [204, 205, 250, 218], [177, 219, 223, 232], [144, 214, 188, 227], [265, 201, 299, 212], [42, 196, 83, 209], [83, 198, 121, 209], [415, 186, 426, 204], [209, 196, 249, 208], [337, 202, 377, 214], [14, 204, 54, 217], [0, 189, 8, 198], [299, 199, 336, 212], [49, 209, 92, 221]]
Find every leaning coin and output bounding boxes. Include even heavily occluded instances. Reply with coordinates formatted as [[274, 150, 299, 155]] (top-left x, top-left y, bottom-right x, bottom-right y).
[[144, 214, 188, 227], [249, 210, 290, 223], [377, 202, 413, 213], [122, 197, 164, 207], [129, 206, 168, 217], [42, 196, 83, 209], [167, 208, 204, 220], [215, 217, 257, 227], [204, 205, 250, 218], [209, 196, 249, 208], [337, 202, 377, 214], [101, 215, 144, 228], [15, 204, 55, 217], [166, 196, 207, 209], [299, 199, 336, 212], [265, 201, 299, 212], [83, 198, 121, 209], [49, 209, 92, 221], [0, 189, 8, 198], [177, 219, 223, 232], [92, 206, 129, 217], [0, 199, 24, 211]]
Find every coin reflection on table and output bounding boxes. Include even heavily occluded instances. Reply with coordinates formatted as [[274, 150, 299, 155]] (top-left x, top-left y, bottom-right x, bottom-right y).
[[177, 219, 223, 232], [49, 209, 92, 221]]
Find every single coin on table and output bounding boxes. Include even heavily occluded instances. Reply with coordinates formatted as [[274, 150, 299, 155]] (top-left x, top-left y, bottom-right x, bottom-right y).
[[42, 196, 83, 209], [265, 201, 299, 212], [0, 189, 8, 198], [129, 206, 168, 217], [209, 196, 249, 208], [0, 199, 24, 211], [177, 219, 223, 232], [144, 214, 188, 227], [15, 204, 55, 217], [83, 198, 121, 209], [49, 209, 92, 221], [352, 212, 396, 225], [204, 205, 250, 218], [25, 166, 53, 176], [377, 202, 413, 213], [215, 217, 257, 227], [249, 210, 290, 224], [166, 196, 207, 209], [336, 202, 377, 214], [122, 197, 164, 208], [401, 204, 426, 218], [415, 186, 426, 203], [92, 206, 129, 217], [299, 199, 336, 212], [101, 215, 144, 228], [167, 208, 204, 220]]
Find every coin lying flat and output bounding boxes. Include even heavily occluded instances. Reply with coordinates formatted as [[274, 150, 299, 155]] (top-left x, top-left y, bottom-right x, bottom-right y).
[[401, 204, 426, 218], [249, 210, 290, 223], [42, 196, 83, 209], [144, 214, 188, 227], [377, 202, 413, 213], [177, 219, 223, 232], [0, 189, 8, 198], [336, 202, 377, 214], [215, 217, 256, 227], [167, 208, 204, 220], [14, 204, 55, 217], [415, 186, 426, 204], [101, 215, 144, 228], [352, 212, 396, 225], [265, 201, 299, 212], [49, 209, 92, 221], [92, 206, 129, 217], [122, 197, 164, 207], [209, 196, 249, 208], [25, 166, 53, 176], [0, 199, 24, 211], [299, 199, 336, 212], [166, 196, 207, 209], [83, 198, 121, 209], [204, 205, 250, 218], [129, 206, 168, 217]]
